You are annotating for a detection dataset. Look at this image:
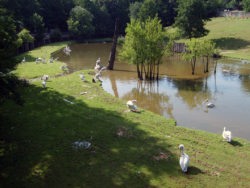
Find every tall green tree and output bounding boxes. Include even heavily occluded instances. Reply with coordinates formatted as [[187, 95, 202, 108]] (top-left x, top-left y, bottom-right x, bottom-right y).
[[119, 17, 170, 80], [199, 39, 216, 72], [129, 2, 143, 20], [30, 13, 45, 42], [39, 0, 74, 31], [242, 0, 250, 11], [182, 38, 202, 75], [138, 0, 159, 22], [67, 6, 95, 40], [175, 0, 210, 39], [0, 8, 23, 105], [99, 0, 130, 70]]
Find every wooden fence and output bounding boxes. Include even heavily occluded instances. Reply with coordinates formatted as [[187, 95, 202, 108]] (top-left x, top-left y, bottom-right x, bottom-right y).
[[172, 42, 186, 53]]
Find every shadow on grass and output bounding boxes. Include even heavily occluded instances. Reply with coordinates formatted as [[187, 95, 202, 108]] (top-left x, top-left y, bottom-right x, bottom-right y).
[[230, 140, 243, 147], [0, 84, 179, 187], [187, 166, 204, 175], [212, 37, 250, 50]]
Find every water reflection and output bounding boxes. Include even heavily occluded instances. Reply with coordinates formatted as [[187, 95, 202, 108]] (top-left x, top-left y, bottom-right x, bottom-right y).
[[55, 43, 250, 140], [122, 81, 174, 118], [169, 77, 212, 110]]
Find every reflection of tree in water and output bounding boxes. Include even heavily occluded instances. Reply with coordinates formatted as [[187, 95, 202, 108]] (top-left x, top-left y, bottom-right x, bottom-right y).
[[239, 74, 250, 93], [170, 77, 212, 109], [122, 81, 174, 118]]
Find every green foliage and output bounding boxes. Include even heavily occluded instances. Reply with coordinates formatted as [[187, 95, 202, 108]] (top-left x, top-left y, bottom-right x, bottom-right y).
[[119, 17, 171, 80], [0, 8, 23, 105], [242, 0, 250, 11], [129, 2, 142, 20], [50, 28, 62, 42], [175, 0, 210, 39], [30, 13, 45, 41], [39, 0, 74, 31], [138, 0, 159, 22], [67, 6, 94, 40], [183, 38, 202, 74], [183, 38, 217, 74], [0, 8, 19, 71], [17, 29, 34, 44]]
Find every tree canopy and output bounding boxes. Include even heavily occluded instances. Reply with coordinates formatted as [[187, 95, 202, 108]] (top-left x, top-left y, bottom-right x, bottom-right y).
[[175, 0, 210, 39], [67, 6, 94, 40], [119, 17, 171, 80]]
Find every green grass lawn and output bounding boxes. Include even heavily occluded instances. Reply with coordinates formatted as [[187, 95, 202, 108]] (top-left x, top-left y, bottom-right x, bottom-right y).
[[175, 17, 250, 60], [1, 43, 250, 188], [13, 41, 71, 79]]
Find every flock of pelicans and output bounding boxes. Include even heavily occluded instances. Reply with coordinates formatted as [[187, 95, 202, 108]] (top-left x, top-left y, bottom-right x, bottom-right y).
[[22, 46, 235, 173]]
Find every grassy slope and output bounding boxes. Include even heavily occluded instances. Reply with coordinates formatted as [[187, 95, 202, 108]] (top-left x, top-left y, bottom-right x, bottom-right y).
[[0, 44, 250, 187], [175, 17, 250, 60], [13, 41, 70, 79], [205, 17, 250, 60]]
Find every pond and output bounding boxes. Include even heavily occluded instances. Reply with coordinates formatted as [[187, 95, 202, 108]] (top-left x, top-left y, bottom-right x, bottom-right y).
[[56, 43, 250, 140]]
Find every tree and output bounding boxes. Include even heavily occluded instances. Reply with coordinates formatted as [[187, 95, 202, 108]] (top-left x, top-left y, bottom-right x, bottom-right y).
[[99, 0, 130, 70], [39, 0, 74, 31], [175, 0, 210, 39], [242, 0, 250, 12], [182, 38, 202, 75], [119, 17, 170, 80], [0, 8, 23, 105], [199, 39, 216, 72], [129, 2, 143, 20], [138, 0, 159, 22], [30, 13, 45, 42], [17, 28, 34, 51], [67, 6, 94, 40]]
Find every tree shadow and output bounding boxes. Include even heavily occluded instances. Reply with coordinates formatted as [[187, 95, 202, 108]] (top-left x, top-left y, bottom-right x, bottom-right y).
[[212, 37, 250, 50], [230, 140, 243, 147], [0, 83, 179, 187]]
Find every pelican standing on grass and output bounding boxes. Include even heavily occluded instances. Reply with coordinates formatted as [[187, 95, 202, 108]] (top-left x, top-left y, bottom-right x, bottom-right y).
[[222, 127, 232, 142], [179, 144, 189, 173], [126, 100, 138, 112], [21, 57, 25, 63], [79, 73, 85, 81], [42, 80, 46, 89]]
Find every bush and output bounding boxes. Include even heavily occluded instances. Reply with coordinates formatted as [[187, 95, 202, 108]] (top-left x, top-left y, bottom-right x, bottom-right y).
[[50, 28, 62, 42]]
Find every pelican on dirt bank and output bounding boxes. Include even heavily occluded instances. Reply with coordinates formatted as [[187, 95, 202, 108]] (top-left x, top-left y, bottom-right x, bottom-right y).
[[179, 144, 189, 173], [222, 127, 232, 142]]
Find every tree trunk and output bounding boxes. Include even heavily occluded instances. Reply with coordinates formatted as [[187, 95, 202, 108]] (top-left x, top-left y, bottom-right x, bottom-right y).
[[206, 56, 209, 72], [107, 18, 119, 70]]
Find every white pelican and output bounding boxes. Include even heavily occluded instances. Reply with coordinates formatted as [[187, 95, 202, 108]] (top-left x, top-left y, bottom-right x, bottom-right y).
[[179, 144, 189, 173], [222, 127, 232, 142], [21, 57, 25, 63], [79, 73, 85, 81], [42, 80, 46, 88], [41, 75, 49, 81], [48, 57, 54, 63], [94, 71, 102, 82], [126, 100, 137, 112], [204, 99, 215, 108], [242, 60, 248, 64], [222, 69, 230, 73], [61, 65, 68, 71]]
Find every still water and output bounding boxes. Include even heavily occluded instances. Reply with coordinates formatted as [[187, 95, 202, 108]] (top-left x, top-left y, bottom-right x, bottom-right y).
[[57, 43, 250, 140]]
